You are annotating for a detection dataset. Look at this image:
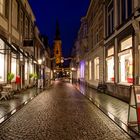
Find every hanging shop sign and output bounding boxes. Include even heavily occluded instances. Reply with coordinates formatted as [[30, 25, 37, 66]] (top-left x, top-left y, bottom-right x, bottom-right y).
[[23, 39, 34, 47]]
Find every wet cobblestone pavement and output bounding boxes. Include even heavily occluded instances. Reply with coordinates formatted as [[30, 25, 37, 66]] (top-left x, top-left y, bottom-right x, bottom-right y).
[[0, 81, 131, 140]]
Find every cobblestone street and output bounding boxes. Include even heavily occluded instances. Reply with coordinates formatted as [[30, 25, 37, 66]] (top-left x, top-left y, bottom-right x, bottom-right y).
[[0, 81, 131, 140]]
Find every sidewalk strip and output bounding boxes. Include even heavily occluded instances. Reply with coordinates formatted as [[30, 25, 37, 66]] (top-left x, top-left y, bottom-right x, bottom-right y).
[[74, 85, 140, 139]]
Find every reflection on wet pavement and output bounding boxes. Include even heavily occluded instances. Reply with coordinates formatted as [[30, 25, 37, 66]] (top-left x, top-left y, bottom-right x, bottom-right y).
[[0, 88, 41, 120], [76, 83, 129, 124]]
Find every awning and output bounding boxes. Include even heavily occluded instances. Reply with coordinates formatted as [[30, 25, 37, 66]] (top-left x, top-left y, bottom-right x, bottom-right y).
[[0, 37, 19, 54]]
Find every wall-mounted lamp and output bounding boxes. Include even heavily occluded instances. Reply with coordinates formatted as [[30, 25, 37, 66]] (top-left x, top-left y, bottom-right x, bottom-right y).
[[38, 59, 42, 65]]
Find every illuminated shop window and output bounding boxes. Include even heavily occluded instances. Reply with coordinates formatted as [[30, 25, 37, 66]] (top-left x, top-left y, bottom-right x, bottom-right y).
[[89, 60, 92, 80], [80, 61, 85, 78], [29, 61, 33, 74], [11, 53, 17, 81], [106, 47, 114, 82], [94, 57, 99, 80], [106, 57, 114, 82], [25, 59, 28, 80], [118, 36, 133, 84], [0, 39, 6, 83]]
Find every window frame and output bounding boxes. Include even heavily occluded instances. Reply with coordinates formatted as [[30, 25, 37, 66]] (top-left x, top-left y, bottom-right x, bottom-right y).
[[106, 0, 114, 36], [106, 46, 114, 82], [118, 36, 133, 85]]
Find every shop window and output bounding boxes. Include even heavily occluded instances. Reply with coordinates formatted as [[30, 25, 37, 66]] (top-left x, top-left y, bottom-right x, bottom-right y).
[[11, 53, 17, 82], [118, 37, 133, 84], [80, 61, 85, 78], [29, 61, 33, 74], [0, 39, 7, 83], [94, 57, 99, 80], [25, 59, 28, 80], [89, 60, 92, 80], [106, 57, 114, 82], [106, 47, 114, 82]]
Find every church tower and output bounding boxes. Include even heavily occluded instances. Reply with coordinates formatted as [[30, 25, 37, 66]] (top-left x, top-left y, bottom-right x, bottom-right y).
[[53, 21, 62, 67]]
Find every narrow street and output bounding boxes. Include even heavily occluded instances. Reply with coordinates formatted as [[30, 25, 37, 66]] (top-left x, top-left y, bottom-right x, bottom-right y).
[[0, 81, 131, 140]]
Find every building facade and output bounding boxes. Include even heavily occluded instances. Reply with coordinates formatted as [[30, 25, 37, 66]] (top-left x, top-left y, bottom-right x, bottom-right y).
[[72, 0, 140, 102], [104, 0, 140, 102], [0, 0, 50, 90], [72, 0, 104, 88]]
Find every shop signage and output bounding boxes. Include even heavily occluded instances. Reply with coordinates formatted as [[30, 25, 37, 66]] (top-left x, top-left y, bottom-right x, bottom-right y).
[[23, 39, 34, 47]]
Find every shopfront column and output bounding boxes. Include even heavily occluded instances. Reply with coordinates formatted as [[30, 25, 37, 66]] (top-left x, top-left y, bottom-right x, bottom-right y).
[[132, 19, 140, 84]]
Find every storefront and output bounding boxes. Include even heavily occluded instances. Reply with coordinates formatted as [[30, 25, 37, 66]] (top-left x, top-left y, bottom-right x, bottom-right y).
[[0, 38, 7, 84], [105, 35, 133, 102], [118, 36, 133, 85]]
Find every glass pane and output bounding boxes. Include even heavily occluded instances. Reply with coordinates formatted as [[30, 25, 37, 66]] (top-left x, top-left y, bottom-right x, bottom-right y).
[[0, 39, 4, 53], [11, 57, 16, 81], [0, 53, 5, 82], [127, 0, 132, 17], [107, 57, 114, 81], [119, 50, 133, 83], [121, 36, 132, 51]]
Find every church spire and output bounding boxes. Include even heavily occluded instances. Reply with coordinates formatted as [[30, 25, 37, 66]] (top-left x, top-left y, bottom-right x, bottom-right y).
[[55, 20, 61, 40]]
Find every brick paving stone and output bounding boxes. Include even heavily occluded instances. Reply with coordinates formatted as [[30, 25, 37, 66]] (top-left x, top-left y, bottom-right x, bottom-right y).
[[0, 81, 132, 140]]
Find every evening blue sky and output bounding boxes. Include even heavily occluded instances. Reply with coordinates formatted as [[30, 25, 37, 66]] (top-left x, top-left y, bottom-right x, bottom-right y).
[[28, 0, 90, 58]]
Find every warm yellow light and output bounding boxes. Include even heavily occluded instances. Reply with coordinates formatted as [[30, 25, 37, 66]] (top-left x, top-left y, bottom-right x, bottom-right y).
[[38, 59, 42, 64], [71, 67, 75, 71]]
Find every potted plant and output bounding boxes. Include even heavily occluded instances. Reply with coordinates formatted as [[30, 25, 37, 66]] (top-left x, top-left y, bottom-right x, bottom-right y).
[[33, 73, 38, 80], [29, 73, 34, 79], [7, 73, 14, 83]]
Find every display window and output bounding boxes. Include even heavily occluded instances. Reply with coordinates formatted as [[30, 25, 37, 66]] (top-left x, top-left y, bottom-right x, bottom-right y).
[[29, 61, 34, 74], [118, 36, 133, 84], [94, 57, 99, 80], [106, 57, 114, 82], [0, 39, 7, 83], [11, 53, 17, 82], [80, 61, 85, 78], [25, 59, 28, 80], [106, 47, 114, 82]]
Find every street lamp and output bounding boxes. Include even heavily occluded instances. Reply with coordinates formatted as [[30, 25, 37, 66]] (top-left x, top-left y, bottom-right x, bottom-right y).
[[38, 59, 42, 65], [37, 59, 43, 88]]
